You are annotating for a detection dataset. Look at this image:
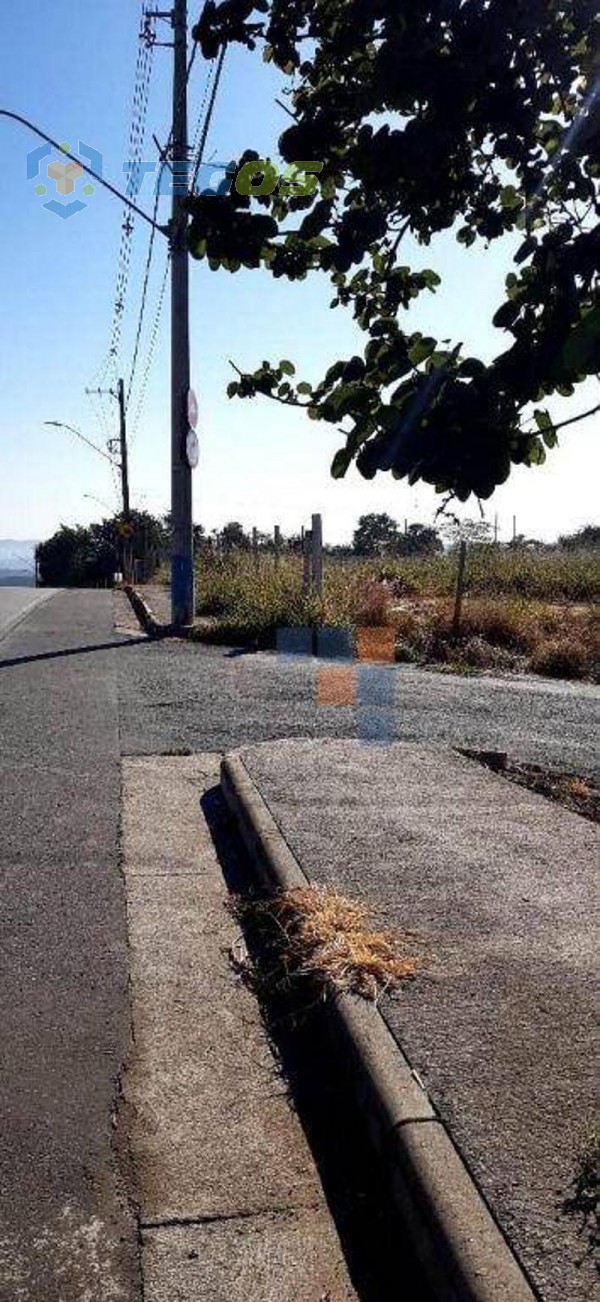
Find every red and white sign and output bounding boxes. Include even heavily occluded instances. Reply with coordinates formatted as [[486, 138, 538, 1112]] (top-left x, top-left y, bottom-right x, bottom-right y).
[[187, 389, 199, 430]]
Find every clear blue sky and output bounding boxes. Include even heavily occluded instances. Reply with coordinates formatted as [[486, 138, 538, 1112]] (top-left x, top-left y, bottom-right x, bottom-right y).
[[0, 0, 598, 545]]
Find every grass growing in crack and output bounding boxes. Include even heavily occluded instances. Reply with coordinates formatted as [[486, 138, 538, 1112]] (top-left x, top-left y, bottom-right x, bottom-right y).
[[229, 885, 420, 1002], [561, 1125, 599, 1271]]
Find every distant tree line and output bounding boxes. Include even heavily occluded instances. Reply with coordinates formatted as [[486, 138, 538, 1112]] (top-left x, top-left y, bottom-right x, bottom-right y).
[[36, 512, 170, 588], [36, 513, 599, 585]]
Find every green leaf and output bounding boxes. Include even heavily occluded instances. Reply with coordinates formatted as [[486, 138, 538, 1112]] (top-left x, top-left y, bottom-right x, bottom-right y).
[[500, 185, 523, 210], [542, 428, 558, 449], [561, 308, 600, 374], [331, 446, 352, 478], [408, 336, 436, 366], [533, 408, 552, 431], [279, 360, 296, 376], [297, 381, 313, 395], [421, 269, 441, 289]]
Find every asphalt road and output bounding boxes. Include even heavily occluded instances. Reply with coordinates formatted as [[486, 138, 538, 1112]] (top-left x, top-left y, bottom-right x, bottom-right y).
[[0, 585, 56, 641], [118, 632, 600, 776], [0, 590, 140, 1301]]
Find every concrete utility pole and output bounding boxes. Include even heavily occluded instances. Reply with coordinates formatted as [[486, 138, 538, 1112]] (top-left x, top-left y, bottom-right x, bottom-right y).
[[117, 377, 133, 582], [170, 0, 194, 626], [85, 379, 132, 579], [117, 378, 130, 521]]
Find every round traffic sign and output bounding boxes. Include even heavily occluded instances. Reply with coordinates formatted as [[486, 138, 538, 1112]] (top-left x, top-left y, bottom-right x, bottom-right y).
[[186, 428, 200, 469], [187, 389, 199, 429]]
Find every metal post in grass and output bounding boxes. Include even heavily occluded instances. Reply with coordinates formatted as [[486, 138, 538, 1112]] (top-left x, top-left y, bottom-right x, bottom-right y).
[[311, 513, 324, 597], [453, 539, 468, 637], [274, 525, 281, 571]]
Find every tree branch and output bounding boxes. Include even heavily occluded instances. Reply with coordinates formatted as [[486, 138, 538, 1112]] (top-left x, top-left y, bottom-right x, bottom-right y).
[[228, 359, 313, 407], [528, 399, 600, 435]]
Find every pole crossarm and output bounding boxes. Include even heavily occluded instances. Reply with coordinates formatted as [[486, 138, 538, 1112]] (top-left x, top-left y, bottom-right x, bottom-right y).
[[1, 108, 169, 236]]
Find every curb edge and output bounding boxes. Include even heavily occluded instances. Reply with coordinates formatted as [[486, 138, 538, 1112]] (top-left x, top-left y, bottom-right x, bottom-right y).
[[220, 750, 538, 1302]]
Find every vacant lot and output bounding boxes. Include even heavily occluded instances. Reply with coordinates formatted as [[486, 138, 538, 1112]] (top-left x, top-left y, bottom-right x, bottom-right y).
[[194, 546, 600, 682]]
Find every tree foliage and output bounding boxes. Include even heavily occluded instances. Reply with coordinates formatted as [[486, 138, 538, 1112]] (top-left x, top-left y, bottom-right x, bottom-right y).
[[36, 512, 169, 587], [558, 522, 600, 548], [189, 0, 600, 504], [352, 512, 399, 556], [351, 513, 442, 555]]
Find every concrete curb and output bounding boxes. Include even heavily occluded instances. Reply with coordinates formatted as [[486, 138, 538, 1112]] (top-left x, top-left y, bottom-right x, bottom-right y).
[[124, 586, 227, 644], [220, 752, 539, 1302], [124, 586, 174, 638]]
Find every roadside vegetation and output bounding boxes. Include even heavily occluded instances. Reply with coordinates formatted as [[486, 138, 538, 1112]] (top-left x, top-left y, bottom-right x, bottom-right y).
[[193, 524, 600, 683]]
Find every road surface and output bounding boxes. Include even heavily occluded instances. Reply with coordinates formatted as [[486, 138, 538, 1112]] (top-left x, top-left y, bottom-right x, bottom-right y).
[[117, 627, 600, 776], [0, 585, 56, 642], [0, 589, 140, 1301], [0, 588, 597, 1300]]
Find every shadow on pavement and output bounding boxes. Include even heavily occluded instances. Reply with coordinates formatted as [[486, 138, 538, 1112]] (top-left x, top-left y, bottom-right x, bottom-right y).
[[0, 636, 149, 670]]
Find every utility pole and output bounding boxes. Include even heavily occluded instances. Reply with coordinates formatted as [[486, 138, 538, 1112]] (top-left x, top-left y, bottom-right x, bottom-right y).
[[117, 377, 133, 582], [85, 379, 132, 580], [170, 0, 194, 626], [117, 378, 130, 521]]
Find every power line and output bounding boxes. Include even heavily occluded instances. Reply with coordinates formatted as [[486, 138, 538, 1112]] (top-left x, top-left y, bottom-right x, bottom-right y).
[[130, 252, 171, 442], [189, 61, 216, 169], [125, 23, 205, 415], [190, 45, 227, 195], [126, 187, 162, 408], [107, 3, 156, 369]]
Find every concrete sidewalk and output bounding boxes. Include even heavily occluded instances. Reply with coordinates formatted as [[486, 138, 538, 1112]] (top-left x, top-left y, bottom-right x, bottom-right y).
[[229, 739, 599, 1302], [120, 755, 359, 1300]]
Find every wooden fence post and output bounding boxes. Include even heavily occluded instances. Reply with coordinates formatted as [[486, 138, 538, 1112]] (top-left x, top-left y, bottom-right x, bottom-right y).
[[311, 513, 323, 597], [274, 525, 281, 571], [452, 539, 468, 636], [303, 530, 312, 597], [252, 527, 258, 568]]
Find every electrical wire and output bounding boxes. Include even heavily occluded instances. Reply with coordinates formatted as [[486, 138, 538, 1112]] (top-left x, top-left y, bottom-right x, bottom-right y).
[[190, 45, 227, 195], [108, 3, 155, 368], [130, 253, 171, 443], [125, 23, 204, 416]]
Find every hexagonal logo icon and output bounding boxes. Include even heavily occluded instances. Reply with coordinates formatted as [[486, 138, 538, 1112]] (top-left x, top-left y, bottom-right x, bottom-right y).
[[26, 139, 102, 219]]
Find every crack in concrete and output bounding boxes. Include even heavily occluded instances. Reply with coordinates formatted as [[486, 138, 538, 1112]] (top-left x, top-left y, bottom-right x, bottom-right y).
[[141, 1203, 322, 1233]]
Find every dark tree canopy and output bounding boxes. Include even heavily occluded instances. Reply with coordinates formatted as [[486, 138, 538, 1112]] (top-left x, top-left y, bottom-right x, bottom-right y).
[[352, 512, 400, 556], [36, 512, 169, 587], [189, 0, 600, 505]]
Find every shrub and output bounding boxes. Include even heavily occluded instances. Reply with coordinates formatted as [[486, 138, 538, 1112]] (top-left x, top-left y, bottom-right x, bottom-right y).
[[529, 640, 594, 681]]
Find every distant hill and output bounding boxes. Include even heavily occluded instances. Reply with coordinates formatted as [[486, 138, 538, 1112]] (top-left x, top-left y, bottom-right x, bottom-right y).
[[0, 540, 37, 586]]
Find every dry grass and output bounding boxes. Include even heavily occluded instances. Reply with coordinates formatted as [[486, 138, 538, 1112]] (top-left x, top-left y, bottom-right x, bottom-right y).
[[193, 547, 599, 681], [394, 596, 599, 680], [231, 885, 420, 1002]]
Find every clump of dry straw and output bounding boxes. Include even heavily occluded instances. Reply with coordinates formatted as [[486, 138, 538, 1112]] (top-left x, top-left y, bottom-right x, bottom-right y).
[[231, 885, 420, 1001]]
